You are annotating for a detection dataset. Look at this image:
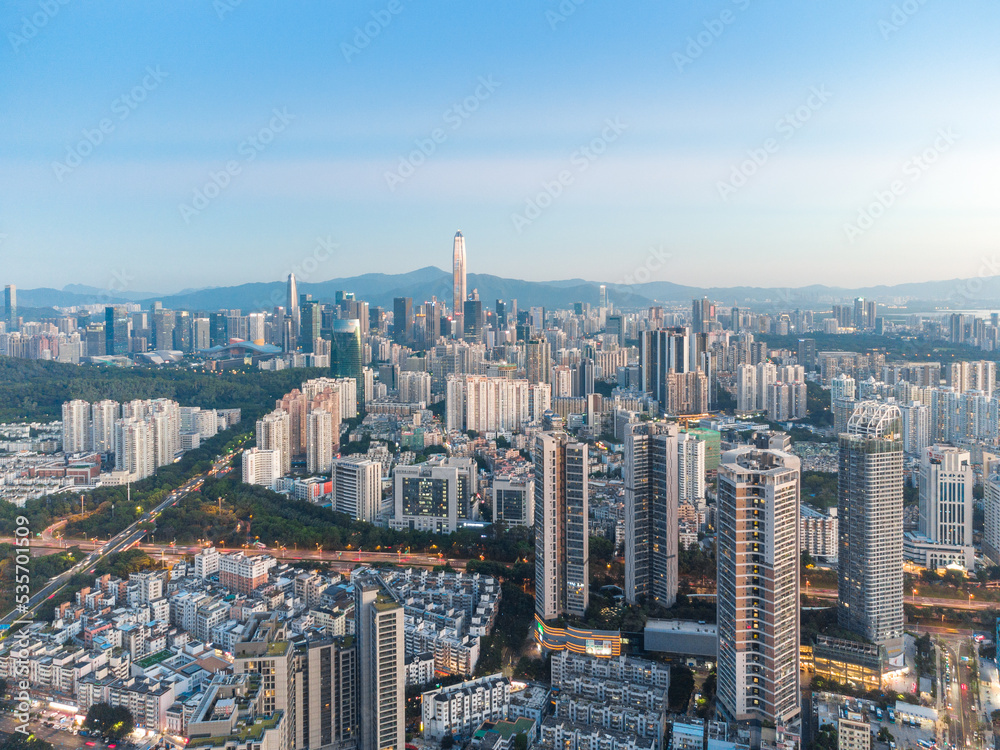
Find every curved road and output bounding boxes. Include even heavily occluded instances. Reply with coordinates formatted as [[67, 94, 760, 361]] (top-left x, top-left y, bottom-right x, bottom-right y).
[[1, 455, 231, 625]]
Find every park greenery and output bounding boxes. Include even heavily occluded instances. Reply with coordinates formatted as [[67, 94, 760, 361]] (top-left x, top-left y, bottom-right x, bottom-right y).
[[0, 424, 248, 546], [83, 703, 135, 741], [0, 733, 54, 750], [0, 544, 84, 614], [475, 582, 536, 678], [153, 470, 536, 561], [757, 331, 997, 364], [0, 356, 327, 423]]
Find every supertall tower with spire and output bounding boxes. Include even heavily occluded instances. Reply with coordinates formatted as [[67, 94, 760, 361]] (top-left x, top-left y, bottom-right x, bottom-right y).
[[452, 231, 467, 336]]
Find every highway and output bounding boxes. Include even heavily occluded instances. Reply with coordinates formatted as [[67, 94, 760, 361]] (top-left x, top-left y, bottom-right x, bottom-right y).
[[2, 454, 232, 626], [807, 587, 996, 611]]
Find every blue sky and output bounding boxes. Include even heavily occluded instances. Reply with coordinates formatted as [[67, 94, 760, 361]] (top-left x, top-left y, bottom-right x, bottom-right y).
[[1, 0, 998, 293]]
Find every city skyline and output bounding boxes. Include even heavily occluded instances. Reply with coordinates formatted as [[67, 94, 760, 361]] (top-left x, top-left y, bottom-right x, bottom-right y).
[[3, 2, 999, 290]]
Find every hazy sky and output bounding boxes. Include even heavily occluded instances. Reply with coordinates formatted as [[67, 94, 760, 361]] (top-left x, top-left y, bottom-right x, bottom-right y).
[[2, 0, 999, 293]]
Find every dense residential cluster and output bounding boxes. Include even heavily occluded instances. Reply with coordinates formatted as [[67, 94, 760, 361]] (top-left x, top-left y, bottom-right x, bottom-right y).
[[7, 236, 1000, 750]]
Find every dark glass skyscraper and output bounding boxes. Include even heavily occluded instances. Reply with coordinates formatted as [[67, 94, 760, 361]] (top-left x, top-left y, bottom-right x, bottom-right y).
[[104, 305, 130, 356], [463, 299, 482, 341], [332, 318, 364, 412], [299, 298, 321, 353], [393, 297, 412, 345]]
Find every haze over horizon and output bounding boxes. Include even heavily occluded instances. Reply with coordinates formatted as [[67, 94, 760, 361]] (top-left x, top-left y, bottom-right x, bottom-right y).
[[3, 1, 999, 291]]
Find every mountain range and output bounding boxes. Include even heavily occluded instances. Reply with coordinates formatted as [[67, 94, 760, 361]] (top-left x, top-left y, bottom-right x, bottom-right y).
[[11, 267, 999, 314]]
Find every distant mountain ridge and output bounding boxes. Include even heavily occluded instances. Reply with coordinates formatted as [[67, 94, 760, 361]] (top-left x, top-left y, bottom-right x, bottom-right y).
[[11, 267, 1000, 312]]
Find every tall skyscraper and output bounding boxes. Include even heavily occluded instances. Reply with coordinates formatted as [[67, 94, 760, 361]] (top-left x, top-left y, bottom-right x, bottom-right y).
[[837, 401, 905, 664], [463, 298, 482, 341], [4, 285, 16, 331], [624, 422, 679, 607], [525, 337, 552, 385], [356, 575, 405, 750], [299, 298, 321, 352], [287, 272, 299, 343], [331, 319, 364, 412], [453, 231, 467, 332], [717, 440, 801, 730], [294, 634, 358, 750], [691, 296, 715, 334], [534, 432, 589, 620], [495, 299, 508, 330], [393, 296, 413, 345], [104, 305, 130, 356], [639, 327, 690, 407]]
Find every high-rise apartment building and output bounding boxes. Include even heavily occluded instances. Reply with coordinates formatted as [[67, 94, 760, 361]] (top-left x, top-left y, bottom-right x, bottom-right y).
[[691, 297, 715, 334], [91, 400, 120, 453], [356, 574, 405, 750], [534, 432, 589, 620], [233, 614, 295, 722], [717, 441, 801, 730], [837, 401, 905, 665], [445, 375, 534, 434], [62, 399, 91, 453], [984, 472, 1000, 565], [331, 457, 383, 522], [525, 338, 552, 385], [306, 408, 336, 475], [624, 422, 679, 607], [115, 417, 155, 480], [293, 634, 358, 750], [677, 431, 705, 505], [255, 409, 290, 477]]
